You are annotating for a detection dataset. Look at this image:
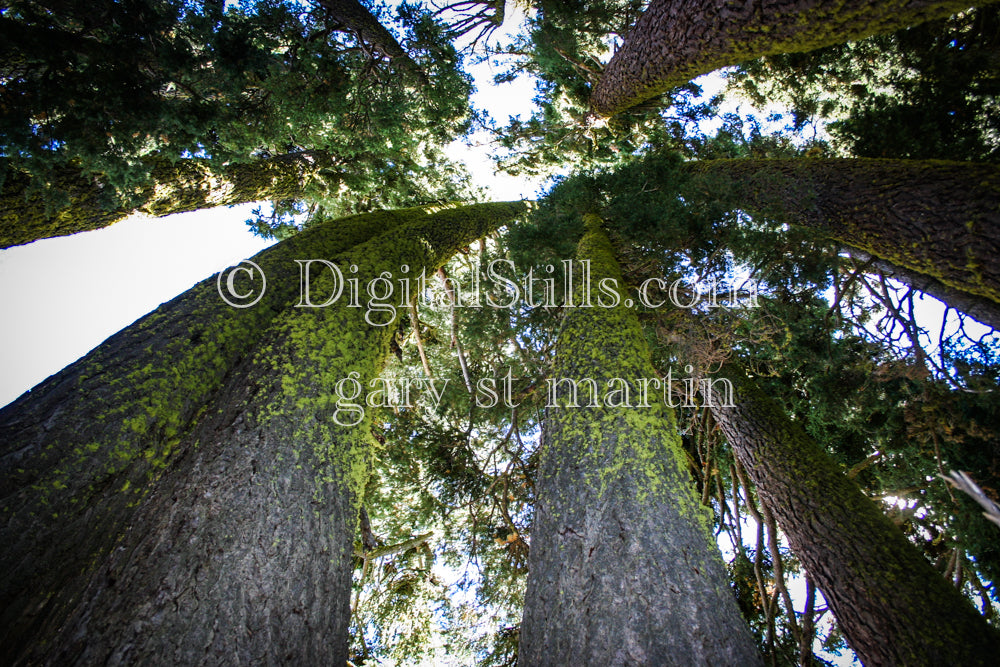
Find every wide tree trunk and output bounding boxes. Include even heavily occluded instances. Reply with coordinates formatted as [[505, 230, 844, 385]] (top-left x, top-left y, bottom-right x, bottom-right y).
[[0, 201, 525, 664], [590, 0, 992, 117], [518, 215, 761, 666], [687, 158, 1000, 323], [709, 364, 1000, 666], [0, 151, 342, 249]]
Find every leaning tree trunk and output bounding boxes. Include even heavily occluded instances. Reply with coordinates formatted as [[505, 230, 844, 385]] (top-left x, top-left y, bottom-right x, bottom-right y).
[[590, 0, 993, 117], [708, 364, 1000, 666], [519, 215, 761, 666], [0, 201, 525, 664], [685, 158, 1000, 325], [845, 248, 1000, 331], [0, 151, 342, 249], [315, 0, 430, 87]]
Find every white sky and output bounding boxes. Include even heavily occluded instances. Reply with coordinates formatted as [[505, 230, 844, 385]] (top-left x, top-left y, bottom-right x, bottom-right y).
[[0, 205, 276, 406]]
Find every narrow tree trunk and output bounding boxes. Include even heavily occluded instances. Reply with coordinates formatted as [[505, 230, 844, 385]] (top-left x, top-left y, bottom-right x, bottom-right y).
[[687, 158, 1000, 319], [590, 0, 992, 117], [708, 364, 1000, 666], [519, 215, 761, 665], [846, 248, 1000, 331], [315, 0, 430, 87], [0, 151, 342, 249], [0, 201, 525, 664]]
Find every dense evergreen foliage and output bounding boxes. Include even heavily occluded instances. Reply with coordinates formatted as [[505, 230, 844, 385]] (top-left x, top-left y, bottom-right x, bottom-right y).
[[1, 0, 475, 226], [728, 5, 1000, 161]]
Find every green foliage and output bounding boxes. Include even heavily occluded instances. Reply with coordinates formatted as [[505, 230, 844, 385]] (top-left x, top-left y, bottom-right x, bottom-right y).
[[7, 1, 1000, 663], [0, 0, 476, 216], [509, 141, 834, 290], [348, 233, 560, 664], [713, 261, 1000, 613], [484, 0, 720, 177], [245, 143, 485, 239], [728, 6, 1000, 161]]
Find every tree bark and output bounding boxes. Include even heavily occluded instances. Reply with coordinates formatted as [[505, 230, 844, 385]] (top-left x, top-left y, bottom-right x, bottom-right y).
[[0, 151, 342, 249], [686, 158, 1000, 320], [314, 0, 430, 87], [0, 201, 526, 664], [519, 215, 761, 666], [708, 364, 1000, 666], [590, 0, 995, 117], [846, 248, 1000, 331]]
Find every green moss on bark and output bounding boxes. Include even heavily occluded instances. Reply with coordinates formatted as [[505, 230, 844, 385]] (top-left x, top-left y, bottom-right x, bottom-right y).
[[591, 0, 991, 117], [0, 201, 527, 663], [0, 152, 341, 249], [519, 214, 760, 665], [685, 158, 1000, 310]]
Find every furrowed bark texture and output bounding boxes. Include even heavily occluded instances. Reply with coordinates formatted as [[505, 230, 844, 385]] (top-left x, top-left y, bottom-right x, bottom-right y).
[[0, 205, 408, 661], [710, 366, 1000, 666], [591, 0, 993, 116], [688, 158, 1000, 314], [0, 201, 525, 664], [518, 215, 761, 666], [0, 151, 340, 249]]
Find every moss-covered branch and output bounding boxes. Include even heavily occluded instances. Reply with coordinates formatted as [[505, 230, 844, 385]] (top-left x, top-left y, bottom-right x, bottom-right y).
[[0, 151, 342, 249], [845, 248, 1000, 331], [687, 158, 1000, 317], [591, 0, 993, 117]]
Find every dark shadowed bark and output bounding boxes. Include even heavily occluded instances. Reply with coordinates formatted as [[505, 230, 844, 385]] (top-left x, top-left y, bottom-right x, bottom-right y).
[[687, 158, 1000, 317], [590, 0, 993, 117], [0, 201, 526, 664], [846, 248, 1000, 331], [0, 151, 342, 249], [519, 215, 761, 666], [708, 364, 1000, 666], [315, 0, 430, 87]]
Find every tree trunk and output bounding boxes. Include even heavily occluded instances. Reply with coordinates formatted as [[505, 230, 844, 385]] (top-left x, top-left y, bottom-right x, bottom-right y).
[[708, 364, 1000, 666], [0, 151, 342, 249], [846, 248, 1000, 331], [0, 201, 525, 664], [687, 158, 1000, 320], [590, 0, 993, 117], [519, 215, 761, 666], [315, 0, 430, 87]]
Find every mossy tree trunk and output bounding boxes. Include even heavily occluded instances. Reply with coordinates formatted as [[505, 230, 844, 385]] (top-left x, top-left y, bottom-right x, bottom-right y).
[[0, 151, 342, 249], [518, 215, 761, 666], [590, 0, 992, 117], [0, 201, 525, 664], [709, 364, 1000, 666], [688, 158, 1000, 327]]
